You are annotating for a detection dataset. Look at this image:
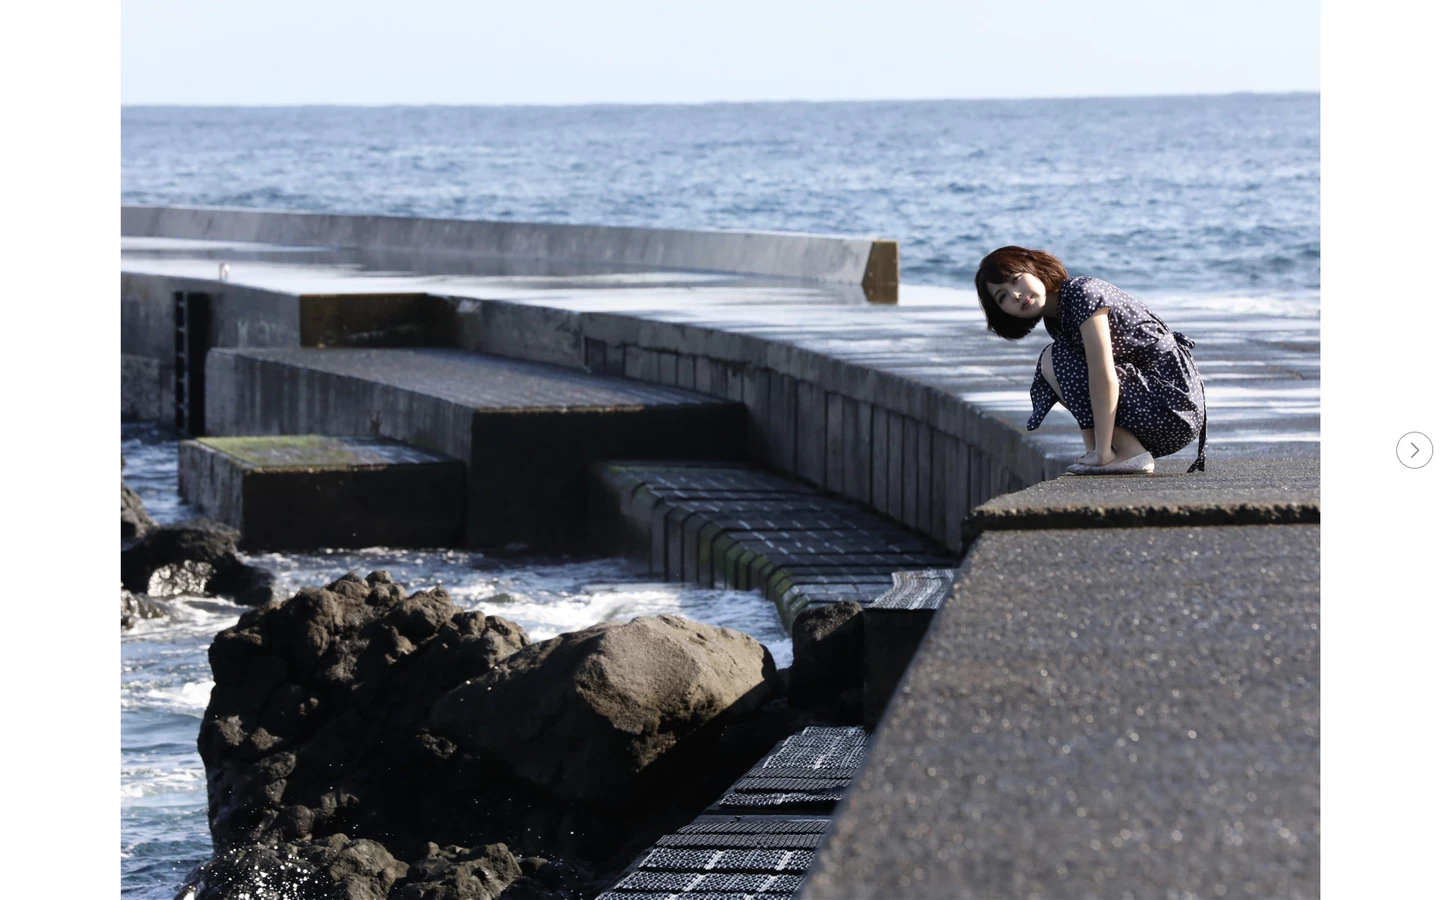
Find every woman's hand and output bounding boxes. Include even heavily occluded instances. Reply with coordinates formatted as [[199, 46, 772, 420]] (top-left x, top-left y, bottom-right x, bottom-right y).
[[1077, 446, 1116, 467]]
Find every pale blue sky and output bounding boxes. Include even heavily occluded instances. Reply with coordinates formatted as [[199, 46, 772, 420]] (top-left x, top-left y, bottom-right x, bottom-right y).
[[124, 0, 1318, 105]]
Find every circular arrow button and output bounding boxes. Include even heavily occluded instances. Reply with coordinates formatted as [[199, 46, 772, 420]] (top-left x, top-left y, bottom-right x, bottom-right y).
[[1397, 432, 1433, 469]]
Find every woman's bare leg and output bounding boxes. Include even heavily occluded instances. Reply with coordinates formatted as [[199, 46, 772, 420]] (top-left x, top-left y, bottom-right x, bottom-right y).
[[1041, 345, 1097, 455], [1043, 344, 1151, 464]]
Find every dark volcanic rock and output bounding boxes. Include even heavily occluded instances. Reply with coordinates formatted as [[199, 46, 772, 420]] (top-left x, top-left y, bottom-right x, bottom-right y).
[[121, 588, 168, 630], [195, 572, 790, 898], [206, 561, 279, 607], [122, 481, 155, 541], [789, 601, 864, 719], [200, 571, 531, 851], [121, 518, 275, 606], [178, 837, 580, 900], [431, 613, 781, 807], [122, 519, 240, 593], [180, 834, 410, 900]]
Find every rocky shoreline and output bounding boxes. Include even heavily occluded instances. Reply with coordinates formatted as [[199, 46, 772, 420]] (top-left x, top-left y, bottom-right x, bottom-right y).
[[122, 462, 861, 899], [179, 570, 837, 899]]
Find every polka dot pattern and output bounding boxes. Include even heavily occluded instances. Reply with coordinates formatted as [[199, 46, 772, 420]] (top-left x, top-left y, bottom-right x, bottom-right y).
[[1027, 276, 1207, 468]]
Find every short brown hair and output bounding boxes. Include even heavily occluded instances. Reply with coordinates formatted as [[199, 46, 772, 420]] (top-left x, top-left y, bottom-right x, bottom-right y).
[[974, 246, 1070, 340]]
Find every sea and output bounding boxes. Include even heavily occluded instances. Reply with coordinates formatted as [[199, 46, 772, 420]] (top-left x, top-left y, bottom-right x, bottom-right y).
[[119, 93, 1319, 897]]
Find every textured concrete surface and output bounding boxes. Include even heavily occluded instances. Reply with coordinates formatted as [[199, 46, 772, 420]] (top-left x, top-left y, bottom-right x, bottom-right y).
[[205, 348, 746, 550], [178, 435, 465, 550], [964, 457, 1320, 537], [805, 525, 1320, 900]]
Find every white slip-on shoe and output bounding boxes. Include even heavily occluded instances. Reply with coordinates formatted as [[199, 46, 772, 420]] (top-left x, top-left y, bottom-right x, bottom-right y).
[[1066, 451, 1156, 475]]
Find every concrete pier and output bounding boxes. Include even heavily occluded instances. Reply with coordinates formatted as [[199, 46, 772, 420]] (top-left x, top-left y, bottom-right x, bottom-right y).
[[122, 209, 1318, 559], [119, 206, 1321, 898]]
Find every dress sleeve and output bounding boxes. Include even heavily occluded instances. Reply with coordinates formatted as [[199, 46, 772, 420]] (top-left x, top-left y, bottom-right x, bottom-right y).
[[1061, 278, 1109, 331]]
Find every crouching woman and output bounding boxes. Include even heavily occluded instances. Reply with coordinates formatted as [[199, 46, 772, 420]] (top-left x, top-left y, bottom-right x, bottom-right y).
[[975, 245, 1207, 474]]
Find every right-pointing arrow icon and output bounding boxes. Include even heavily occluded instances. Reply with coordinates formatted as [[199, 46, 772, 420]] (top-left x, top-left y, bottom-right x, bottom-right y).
[[1399, 432, 1433, 468]]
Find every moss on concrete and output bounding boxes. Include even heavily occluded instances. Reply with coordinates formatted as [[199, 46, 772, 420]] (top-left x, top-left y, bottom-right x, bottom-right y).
[[197, 435, 449, 469]]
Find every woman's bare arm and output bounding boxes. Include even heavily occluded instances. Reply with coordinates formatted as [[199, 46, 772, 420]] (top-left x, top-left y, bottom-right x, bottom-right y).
[[1079, 309, 1118, 464]]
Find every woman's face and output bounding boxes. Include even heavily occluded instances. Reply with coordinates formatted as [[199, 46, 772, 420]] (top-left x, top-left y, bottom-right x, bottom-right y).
[[985, 271, 1048, 319]]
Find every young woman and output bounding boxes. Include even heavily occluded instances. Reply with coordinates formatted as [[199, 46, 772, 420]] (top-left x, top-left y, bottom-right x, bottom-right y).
[[974, 246, 1207, 475]]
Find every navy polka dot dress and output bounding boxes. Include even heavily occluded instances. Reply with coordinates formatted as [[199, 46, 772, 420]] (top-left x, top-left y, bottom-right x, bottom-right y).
[[1027, 276, 1208, 471]]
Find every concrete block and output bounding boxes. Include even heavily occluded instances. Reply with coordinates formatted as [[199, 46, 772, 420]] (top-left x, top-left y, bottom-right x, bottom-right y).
[[743, 366, 771, 461], [859, 569, 955, 726], [710, 531, 739, 587], [693, 356, 716, 395], [768, 372, 798, 474], [695, 521, 721, 586], [870, 408, 889, 513], [916, 423, 934, 538], [648, 500, 672, 576], [656, 351, 678, 386], [901, 416, 919, 529], [842, 398, 872, 506], [886, 413, 904, 521], [795, 380, 826, 486], [823, 391, 845, 493], [177, 435, 465, 550], [665, 507, 691, 582]]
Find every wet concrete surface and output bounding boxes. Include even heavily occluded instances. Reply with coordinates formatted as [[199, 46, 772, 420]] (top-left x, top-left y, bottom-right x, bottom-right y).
[[804, 524, 1320, 900]]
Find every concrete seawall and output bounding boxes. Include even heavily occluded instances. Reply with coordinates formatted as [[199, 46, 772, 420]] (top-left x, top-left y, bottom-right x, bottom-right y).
[[121, 271, 1058, 556], [119, 207, 1320, 898]]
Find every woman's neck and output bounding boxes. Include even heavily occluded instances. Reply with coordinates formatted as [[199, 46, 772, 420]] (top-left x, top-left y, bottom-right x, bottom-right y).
[[1042, 284, 1062, 318]]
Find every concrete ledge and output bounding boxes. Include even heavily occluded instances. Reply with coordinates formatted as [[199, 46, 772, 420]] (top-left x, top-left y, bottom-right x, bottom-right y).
[[178, 435, 465, 550], [963, 457, 1320, 540], [122, 205, 897, 293], [805, 524, 1320, 899]]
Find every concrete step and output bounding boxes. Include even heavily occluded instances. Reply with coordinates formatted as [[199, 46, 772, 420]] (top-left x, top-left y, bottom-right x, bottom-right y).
[[177, 435, 465, 550], [204, 347, 747, 550], [588, 461, 960, 632]]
